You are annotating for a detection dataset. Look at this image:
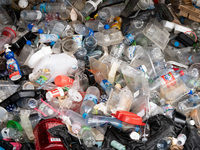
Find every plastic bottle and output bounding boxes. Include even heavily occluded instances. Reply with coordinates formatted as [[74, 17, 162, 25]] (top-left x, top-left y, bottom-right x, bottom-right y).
[[17, 40, 33, 66], [16, 98, 38, 109], [80, 0, 102, 17], [97, 3, 125, 21], [0, 6, 13, 25], [51, 39, 62, 54], [50, 22, 66, 36], [110, 42, 127, 59], [85, 20, 109, 32], [74, 24, 94, 37], [20, 10, 44, 21], [83, 36, 98, 52], [80, 86, 100, 116], [177, 134, 187, 146], [156, 137, 172, 150], [178, 94, 200, 112], [79, 126, 96, 147], [111, 140, 126, 150], [149, 70, 185, 91], [1, 127, 24, 142], [0, 27, 16, 54], [84, 114, 137, 131], [19, 110, 34, 140], [38, 34, 60, 43], [4, 44, 22, 81], [29, 68, 51, 87], [34, 3, 67, 13]]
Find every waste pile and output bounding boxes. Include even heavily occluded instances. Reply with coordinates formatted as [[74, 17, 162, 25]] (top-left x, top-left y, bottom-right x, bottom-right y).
[[0, 0, 200, 149]]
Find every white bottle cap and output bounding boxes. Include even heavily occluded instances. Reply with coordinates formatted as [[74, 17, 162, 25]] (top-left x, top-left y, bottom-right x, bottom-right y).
[[35, 10, 43, 20], [130, 131, 140, 140], [18, 0, 28, 8], [188, 120, 195, 126], [4, 44, 11, 53], [68, 89, 82, 102]]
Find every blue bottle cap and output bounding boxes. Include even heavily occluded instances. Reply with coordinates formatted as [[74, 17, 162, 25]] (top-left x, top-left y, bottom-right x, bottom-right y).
[[82, 113, 88, 119], [57, 35, 60, 39], [50, 41, 55, 46], [174, 41, 180, 47], [104, 24, 110, 30], [188, 90, 193, 95], [28, 23, 34, 30], [38, 29, 44, 34], [33, 6, 36, 10], [26, 40, 32, 46]]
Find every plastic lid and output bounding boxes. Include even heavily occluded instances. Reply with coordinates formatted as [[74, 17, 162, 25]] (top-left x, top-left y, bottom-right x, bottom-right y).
[[82, 113, 88, 119], [86, 16, 91, 20], [50, 41, 55, 46], [28, 23, 34, 30], [174, 41, 180, 47], [38, 29, 44, 34], [179, 70, 185, 76], [188, 120, 195, 126], [18, 0, 28, 8], [104, 24, 110, 30], [130, 131, 140, 140], [188, 90, 193, 95], [7, 120, 23, 131], [111, 110, 146, 126], [26, 40, 32, 46]]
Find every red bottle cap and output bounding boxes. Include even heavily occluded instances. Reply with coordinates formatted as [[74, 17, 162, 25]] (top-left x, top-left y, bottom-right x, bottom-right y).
[[179, 70, 184, 76], [153, 0, 158, 4], [54, 75, 74, 87], [111, 110, 146, 126]]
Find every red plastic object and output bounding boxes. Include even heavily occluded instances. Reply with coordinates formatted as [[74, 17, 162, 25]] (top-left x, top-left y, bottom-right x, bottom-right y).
[[34, 118, 66, 150], [111, 110, 146, 126]]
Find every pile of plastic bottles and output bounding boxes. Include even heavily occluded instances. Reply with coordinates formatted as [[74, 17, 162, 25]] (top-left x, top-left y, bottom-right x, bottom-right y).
[[1, 0, 200, 149]]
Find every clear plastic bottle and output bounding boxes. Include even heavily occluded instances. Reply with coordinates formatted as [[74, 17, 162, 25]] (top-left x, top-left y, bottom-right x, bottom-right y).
[[149, 70, 185, 91], [38, 34, 60, 43], [85, 20, 109, 32], [74, 24, 94, 37], [79, 126, 96, 147], [20, 10, 44, 21], [157, 137, 172, 150], [19, 110, 34, 140], [17, 40, 33, 66], [0, 6, 13, 25], [178, 94, 200, 112], [97, 3, 125, 21], [80, 0, 102, 17], [51, 39, 61, 54], [110, 42, 127, 59], [34, 3, 67, 13], [80, 86, 100, 116], [16, 98, 38, 109], [50, 22, 66, 36], [1, 127, 24, 142], [83, 36, 98, 52]]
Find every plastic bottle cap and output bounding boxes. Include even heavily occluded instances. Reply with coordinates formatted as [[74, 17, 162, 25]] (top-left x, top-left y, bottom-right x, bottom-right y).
[[50, 41, 55, 46], [188, 120, 195, 126], [28, 23, 34, 30], [86, 16, 91, 20], [48, 109, 54, 115], [18, 0, 28, 8], [174, 41, 180, 47], [130, 131, 140, 140], [179, 70, 185, 76], [7, 120, 23, 131], [38, 29, 44, 34], [26, 40, 32, 46], [188, 90, 193, 95], [104, 24, 110, 30], [82, 113, 88, 119]]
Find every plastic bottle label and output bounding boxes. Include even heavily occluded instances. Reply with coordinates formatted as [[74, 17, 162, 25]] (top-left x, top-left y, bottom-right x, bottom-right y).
[[83, 94, 98, 104], [35, 75, 48, 85], [86, 28, 94, 37], [100, 79, 112, 92], [161, 72, 176, 88], [125, 34, 134, 44], [7, 59, 21, 81], [188, 55, 194, 63], [39, 3, 47, 13]]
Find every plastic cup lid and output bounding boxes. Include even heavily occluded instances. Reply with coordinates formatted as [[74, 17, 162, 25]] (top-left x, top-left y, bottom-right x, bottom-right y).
[[7, 120, 23, 131]]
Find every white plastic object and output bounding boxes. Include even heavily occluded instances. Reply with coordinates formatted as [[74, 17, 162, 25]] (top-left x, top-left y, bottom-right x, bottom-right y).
[[18, 0, 28, 8], [174, 24, 193, 34], [162, 20, 175, 32], [4, 44, 11, 53], [68, 89, 82, 102], [86, 0, 102, 11], [108, 60, 121, 84], [177, 134, 187, 146], [70, 8, 78, 21], [26, 45, 52, 68], [32, 53, 78, 82], [130, 131, 140, 140]]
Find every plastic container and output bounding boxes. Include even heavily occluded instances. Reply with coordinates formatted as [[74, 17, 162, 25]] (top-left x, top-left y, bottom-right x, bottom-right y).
[[33, 118, 66, 150], [83, 36, 98, 52]]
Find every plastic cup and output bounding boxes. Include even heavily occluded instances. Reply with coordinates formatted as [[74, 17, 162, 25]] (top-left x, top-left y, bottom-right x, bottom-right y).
[[62, 39, 78, 54]]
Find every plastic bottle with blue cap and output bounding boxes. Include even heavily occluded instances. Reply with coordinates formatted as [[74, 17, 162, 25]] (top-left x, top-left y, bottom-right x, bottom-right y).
[[85, 20, 109, 32], [20, 10, 44, 22], [74, 23, 94, 37], [17, 40, 34, 66], [4, 44, 22, 81], [80, 86, 100, 116]]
